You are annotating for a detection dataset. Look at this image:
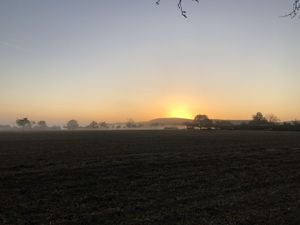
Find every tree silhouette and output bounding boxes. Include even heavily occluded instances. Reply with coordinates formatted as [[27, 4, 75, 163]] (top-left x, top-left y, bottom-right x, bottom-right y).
[[66, 120, 79, 130], [16, 118, 32, 128], [265, 114, 280, 125], [126, 119, 136, 128], [99, 122, 108, 128], [249, 112, 269, 125], [194, 114, 213, 128], [87, 121, 98, 129], [156, 0, 299, 18], [37, 121, 48, 128]]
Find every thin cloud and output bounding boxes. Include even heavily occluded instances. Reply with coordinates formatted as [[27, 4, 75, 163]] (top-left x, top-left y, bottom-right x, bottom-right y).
[[0, 41, 23, 50]]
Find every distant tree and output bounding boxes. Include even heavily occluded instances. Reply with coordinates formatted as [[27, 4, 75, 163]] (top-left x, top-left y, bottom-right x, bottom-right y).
[[16, 118, 32, 128], [265, 114, 280, 125], [194, 114, 213, 128], [249, 112, 269, 125], [37, 121, 48, 128], [87, 121, 98, 129], [292, 119, 299, 125], [135, 123, 144, 128], [126, 119, 136, 128], [99, 122, 108, 128], [66, 120, 79, 130]]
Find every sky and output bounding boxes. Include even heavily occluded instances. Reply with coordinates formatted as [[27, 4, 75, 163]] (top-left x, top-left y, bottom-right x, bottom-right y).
[[0, 0, 299, 125]]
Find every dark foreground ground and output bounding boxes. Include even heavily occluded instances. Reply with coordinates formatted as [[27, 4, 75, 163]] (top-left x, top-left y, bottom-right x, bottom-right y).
[[0, 130, 300, 225]]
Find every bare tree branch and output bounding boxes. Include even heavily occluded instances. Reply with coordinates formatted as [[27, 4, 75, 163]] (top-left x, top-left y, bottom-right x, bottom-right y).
[[283, 0, 300, 18], [157, 0, 299, 19], [156, 0, 199, 18]]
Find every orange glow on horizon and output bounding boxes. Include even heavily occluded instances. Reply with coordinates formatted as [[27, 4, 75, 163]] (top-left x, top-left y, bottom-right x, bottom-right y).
[[167, 104, 194, 119]]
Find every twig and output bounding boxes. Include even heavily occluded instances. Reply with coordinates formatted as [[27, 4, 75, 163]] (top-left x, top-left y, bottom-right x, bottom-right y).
[[156, 0, 199, 18]]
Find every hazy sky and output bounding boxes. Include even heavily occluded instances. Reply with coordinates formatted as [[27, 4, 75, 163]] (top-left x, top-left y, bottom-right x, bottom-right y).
[[1, 0, 299, 125]]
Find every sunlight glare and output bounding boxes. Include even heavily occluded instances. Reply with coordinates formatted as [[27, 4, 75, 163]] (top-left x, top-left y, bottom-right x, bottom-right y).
[[168, 105, 193, 119]]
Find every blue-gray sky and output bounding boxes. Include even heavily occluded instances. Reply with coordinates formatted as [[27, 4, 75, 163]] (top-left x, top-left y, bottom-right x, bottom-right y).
[[0, 0, 299, 124]]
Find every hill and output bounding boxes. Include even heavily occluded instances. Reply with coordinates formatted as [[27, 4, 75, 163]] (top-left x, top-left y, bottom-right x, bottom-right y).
[[146, 118, 193, 126]]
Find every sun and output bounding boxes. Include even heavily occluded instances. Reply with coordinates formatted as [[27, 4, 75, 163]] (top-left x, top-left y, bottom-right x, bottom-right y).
[[168, 106, 193, 119]]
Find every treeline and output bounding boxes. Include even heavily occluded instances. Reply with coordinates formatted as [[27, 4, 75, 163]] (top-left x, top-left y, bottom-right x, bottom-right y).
[[0, 118, 61, 130], [0, 113, 299, 131], [186, 112, 300, 131], [65, 119, 144, 130], [0, 118, 144, 130]]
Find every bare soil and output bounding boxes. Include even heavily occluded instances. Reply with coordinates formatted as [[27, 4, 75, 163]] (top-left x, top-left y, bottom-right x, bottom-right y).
[[0, 130, 300, 225]]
